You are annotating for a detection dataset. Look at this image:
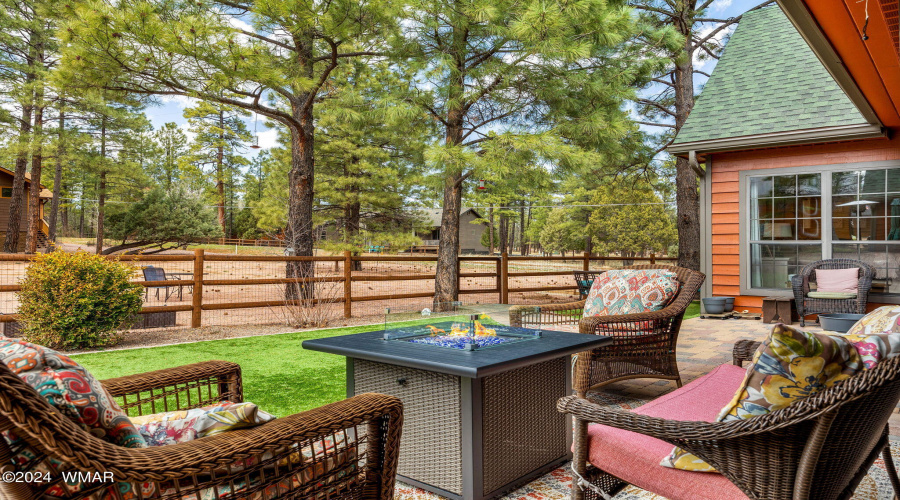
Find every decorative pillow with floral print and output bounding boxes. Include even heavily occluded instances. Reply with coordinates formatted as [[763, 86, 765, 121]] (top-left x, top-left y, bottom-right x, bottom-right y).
[[131, 401, 276, 447], [661, 324, 863, 472], [583, 270, 679, 318]]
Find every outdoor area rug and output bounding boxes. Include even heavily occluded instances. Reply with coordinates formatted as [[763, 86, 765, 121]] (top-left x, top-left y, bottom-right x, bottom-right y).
[[394, 440, 900, 500]]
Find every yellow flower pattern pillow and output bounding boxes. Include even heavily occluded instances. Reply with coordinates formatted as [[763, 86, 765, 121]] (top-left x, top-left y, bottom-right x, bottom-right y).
[[661, 324, 863, 472]]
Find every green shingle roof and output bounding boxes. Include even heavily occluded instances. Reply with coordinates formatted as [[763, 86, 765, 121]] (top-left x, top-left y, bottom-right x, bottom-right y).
[[671, 5, 867, 145]]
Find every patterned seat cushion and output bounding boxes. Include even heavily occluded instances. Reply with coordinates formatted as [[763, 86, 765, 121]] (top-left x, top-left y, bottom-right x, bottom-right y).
[[583, 270, 680, 318], [662, 320, 900, 473]]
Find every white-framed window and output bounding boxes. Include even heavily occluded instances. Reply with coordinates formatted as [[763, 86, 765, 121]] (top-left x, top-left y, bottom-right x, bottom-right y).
[[742, 161, 900, 297]]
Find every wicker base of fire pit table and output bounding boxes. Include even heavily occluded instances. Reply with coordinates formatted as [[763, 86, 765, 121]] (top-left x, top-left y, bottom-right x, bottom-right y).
[[303, 322, 610, 500]]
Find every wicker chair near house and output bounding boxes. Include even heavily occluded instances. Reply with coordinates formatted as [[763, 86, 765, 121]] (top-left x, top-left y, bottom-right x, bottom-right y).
[[558, 338, 900, 500], [511, 264, 705, 391], [0, 360, 403, 500], [792, 259, 876, 326]]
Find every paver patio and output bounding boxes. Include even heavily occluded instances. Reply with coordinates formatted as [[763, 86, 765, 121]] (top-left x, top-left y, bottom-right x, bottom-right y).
[[395, 316, 900, 500]]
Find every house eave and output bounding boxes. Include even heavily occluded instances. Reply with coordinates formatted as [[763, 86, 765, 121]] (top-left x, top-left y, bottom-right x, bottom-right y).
[[667, 123, 887, 156]]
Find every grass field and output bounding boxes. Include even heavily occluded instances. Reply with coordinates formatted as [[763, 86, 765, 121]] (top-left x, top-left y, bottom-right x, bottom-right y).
[[75, 302, 702, 417]]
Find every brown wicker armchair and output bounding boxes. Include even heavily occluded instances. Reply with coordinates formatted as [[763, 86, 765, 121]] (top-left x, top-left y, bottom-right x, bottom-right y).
[[792, 259, 877, 326], [559, 339, 900, 500], [511, 265, 705, 392], [0, 360, 403, 500]]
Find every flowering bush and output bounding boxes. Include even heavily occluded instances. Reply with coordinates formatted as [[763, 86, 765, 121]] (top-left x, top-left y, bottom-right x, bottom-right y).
[[17, 251, 144, 349]]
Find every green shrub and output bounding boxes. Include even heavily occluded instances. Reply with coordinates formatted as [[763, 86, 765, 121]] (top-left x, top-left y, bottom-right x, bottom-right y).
[[18, 251, 144, 349]]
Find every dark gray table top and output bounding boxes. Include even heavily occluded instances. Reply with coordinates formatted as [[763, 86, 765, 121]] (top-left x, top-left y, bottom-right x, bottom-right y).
[[302, 326, 611, 378]]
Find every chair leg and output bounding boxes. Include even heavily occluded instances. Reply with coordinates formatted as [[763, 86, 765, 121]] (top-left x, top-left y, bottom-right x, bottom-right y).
[[571, 418, 589, 500], [883, 440, 900, 498]]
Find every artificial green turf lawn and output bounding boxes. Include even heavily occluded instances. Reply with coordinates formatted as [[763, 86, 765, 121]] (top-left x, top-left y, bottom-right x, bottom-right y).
[[74, 315, 480, 418], [75, 304, 702, 418], [74, 327, 358, 418]]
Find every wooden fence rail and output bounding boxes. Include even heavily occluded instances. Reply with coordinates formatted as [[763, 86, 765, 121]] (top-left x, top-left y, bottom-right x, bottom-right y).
[[0, 250, 676, 327]]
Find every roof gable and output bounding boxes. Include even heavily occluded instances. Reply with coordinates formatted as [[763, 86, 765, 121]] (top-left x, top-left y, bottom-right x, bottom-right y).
[[671, 5, 868, 147]]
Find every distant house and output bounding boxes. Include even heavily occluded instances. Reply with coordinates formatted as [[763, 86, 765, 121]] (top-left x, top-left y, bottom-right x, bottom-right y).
[[413, 207, 488, 254], [0, 167, 51, 252], [669, 4, 900, 313]]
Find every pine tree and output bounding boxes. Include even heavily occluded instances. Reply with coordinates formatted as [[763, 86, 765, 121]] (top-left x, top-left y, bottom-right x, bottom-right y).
[[397, 0, 656, 307], [629, 0, 773, 270], [153, 122, 188, 190], [182, 100, 252, 233], [60, 0, 400, 289]]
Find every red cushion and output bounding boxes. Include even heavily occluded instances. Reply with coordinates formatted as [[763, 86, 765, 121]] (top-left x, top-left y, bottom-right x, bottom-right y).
[[585, 363, 749, 500]]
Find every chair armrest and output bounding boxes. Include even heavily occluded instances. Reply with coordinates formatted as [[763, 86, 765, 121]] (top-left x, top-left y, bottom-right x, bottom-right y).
[[101, 361, 243, 414], [509, 301, 585, 327], [32, 393, 403, 500], [732, 340, 762, 366]]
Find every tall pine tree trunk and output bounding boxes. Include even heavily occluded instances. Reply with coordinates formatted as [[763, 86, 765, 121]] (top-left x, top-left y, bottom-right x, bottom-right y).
[[673, 45, 700, 271], [5, 90, 34, 253], [433, 22, 466, 310], [25, 100, 44, 254], [95, 115, 107, 255], [499, 215, 508, 253], [519, 204, 525, 255], [284, 94, 316, 299], [216, 110, 226, 232], [48, 110, 64, 244]]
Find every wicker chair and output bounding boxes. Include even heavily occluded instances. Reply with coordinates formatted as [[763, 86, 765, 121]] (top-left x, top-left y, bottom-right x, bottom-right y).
[[791, 259, 876, 326], [0, 360, 403, 500], [559, 338, 900, 500], [572, 271, 604, 299], [511, 265, 705, 391]]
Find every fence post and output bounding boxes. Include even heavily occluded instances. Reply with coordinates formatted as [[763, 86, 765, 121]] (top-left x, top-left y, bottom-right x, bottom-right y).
[[495, 257, 502, 303], [456, 257, 461, 297], [344, 250, 352, 318], [501, 252, 509, 304], [192, 249, 204, 328], [650, 253, 656, 265], [583, 251, 590, 271]]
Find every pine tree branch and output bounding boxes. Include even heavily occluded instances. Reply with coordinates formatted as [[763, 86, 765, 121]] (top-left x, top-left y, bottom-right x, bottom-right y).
[[635, 98, 675, 117], [236, 30, 297, 52], [691, 0, 775, 50], [694, 69, 711, 77], [636, 121, 675, 128], [633, 4, 677, 20], [651, 77, 675, 87]]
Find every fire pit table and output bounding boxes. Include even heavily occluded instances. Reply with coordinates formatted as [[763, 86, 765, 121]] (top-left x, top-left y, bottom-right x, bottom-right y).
[[302, 306, 611, 500]]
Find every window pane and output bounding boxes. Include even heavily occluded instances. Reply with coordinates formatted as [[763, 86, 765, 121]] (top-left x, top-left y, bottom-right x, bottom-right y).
[[859, 218, 886, 241], [798, 174, 821, 195], [888, 169, 900, 193], [833, 243, 860, 260], [755, 198, 773, 219], [833, 195, 860, 218], [861, 169, 887, 193], [833, 171, 859, 195], [889, 218, 900, 240], [751, 176, 773, 198], [754, 220, 771, 240], [774, 175, 796, 196], [797, 219, 821, 240], [798, 196, 821, 218], [750, 244, 821, 289], [0, 188, 10, 198], [773, 197, 796, 219], [832, 218, 857, 240], [858, 194, 886, 217]]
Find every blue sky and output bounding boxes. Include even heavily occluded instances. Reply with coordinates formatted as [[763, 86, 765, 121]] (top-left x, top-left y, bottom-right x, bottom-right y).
[[143, 0, 767, 157]]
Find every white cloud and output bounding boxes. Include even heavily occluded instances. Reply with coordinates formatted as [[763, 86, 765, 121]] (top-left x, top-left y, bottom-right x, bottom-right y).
[[256, 127, 279, 149], [228, 16, 254, 33], [159, 94, 198, 108], [178, 121, 198, 144], [712, 0, 733, 13]]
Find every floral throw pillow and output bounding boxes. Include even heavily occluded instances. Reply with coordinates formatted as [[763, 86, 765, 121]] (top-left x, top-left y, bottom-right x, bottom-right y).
[[661, 324, 862, 472], [846, 305, 900, 337], [132, 401, 276, 446], [0, 337, 145, 448], [583, 270, 680, 318]]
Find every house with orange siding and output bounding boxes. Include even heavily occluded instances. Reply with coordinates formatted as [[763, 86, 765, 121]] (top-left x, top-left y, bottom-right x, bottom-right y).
[[669, 2, 900, 316], [0, 167, 52, 252]]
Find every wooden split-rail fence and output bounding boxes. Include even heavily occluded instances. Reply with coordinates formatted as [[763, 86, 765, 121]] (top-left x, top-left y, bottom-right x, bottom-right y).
[[0, 251, 676, 328]]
